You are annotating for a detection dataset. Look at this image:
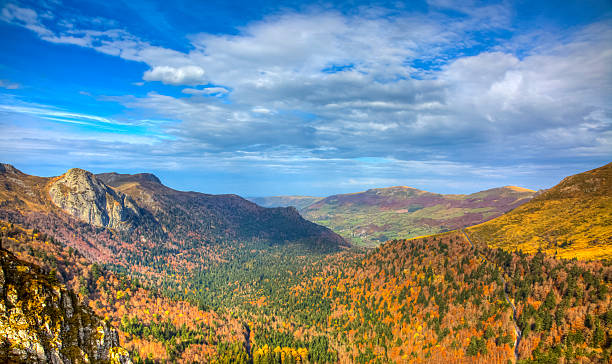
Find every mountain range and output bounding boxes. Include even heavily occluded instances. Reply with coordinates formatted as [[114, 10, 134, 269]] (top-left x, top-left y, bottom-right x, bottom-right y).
[[250, 185, 536, 246], [0, 164, 347, 264], [248, 196, 324, 211], [0, 161, 610, 363]]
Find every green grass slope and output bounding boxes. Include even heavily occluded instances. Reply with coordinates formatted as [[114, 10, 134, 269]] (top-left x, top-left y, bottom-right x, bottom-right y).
[[299, 185, 535, 247]]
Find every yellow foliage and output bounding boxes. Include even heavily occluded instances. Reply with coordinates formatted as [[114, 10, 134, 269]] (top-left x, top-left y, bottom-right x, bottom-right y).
[[468, 192, 612, 260]]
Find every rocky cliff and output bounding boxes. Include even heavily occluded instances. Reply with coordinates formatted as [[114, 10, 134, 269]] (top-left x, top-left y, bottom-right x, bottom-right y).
[[0, 248, 131, 363], [48, 168, 141, 231], [97, 172, 349, 251]]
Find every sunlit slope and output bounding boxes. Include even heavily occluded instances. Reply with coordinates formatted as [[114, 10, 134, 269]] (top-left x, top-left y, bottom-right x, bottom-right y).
[[0, 247, 131, 363], [467, 162, 612, 260], [301, 185, 535, 247]]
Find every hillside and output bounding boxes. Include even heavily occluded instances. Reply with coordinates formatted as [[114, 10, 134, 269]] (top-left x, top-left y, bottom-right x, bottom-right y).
[[0, 219, 250, 362], [298, 185, 535, 246], [95, 172, 347, 251], [3, 210, 611, 363], [467, 163, 612, 260], [248, 196, 324, 210], [294, 231, 612, 362], [0, 246, 131, 363], [0, 164, 347, 265]]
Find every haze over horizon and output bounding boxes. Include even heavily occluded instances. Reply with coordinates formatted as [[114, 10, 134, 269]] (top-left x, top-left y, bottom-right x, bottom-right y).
[[1, 0, 611, 196]]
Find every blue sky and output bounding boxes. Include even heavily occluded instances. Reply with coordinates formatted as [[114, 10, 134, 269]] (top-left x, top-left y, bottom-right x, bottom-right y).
[[0, 0, 611, 197]]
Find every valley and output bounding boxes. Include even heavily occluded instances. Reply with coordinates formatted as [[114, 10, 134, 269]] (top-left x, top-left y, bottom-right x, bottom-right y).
[[0, 163, 610, 363], [3, 0, 610, 362]]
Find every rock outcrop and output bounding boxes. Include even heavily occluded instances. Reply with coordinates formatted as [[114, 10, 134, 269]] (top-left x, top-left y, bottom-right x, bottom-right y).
[[1, 163, 347, 253], [98, 172, 349, 251], [0, 249, 131, 363], [48, 168, 141, 231]]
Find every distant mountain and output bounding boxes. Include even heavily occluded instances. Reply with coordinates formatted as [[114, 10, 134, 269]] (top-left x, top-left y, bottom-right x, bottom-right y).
[[0, 164, 347, 264], [291, 185, 535, 246], [0, 248, 131, 363], [467, 162, 612, 260], [247, 196, 323, 210]]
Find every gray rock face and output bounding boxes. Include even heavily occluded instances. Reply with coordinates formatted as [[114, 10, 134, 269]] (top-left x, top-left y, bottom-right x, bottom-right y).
[[0, 249, 132, 363], [48, 168, 140, 231]]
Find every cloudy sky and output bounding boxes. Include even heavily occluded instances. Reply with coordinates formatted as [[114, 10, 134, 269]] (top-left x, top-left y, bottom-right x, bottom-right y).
[[0, 0, 610, 196]]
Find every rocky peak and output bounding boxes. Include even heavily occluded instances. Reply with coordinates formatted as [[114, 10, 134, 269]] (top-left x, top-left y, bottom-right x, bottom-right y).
[[0, 163, 23, 175], [96, 172, 162, 187], [48, 168, 141, 230]]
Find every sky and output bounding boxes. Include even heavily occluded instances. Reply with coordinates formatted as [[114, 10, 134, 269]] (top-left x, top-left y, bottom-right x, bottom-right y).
[[0, 0, 611, 197]]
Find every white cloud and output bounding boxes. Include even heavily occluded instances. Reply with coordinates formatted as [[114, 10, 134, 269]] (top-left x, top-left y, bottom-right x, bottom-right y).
[[252, 107, 274, 114], [0, 3, 52, 37], [1, 2, 611, 192], [143, 65, 206, 86], [182, 87, 229, 96], [0, 103, 170, 131]]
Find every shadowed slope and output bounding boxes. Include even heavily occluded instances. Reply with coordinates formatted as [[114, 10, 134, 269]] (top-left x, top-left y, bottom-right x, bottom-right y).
[[96, 172, 348, 251]]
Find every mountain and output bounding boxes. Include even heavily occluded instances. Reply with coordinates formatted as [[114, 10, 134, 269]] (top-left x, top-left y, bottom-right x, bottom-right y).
[[296, 185, 535, 246], [95, 172, 347, 251], [247, 196, 323, 210], [0, 163, 609, 363], [0, 248, 131, 363], [0, 164, 347, 264], [467, 162, 612, 260]]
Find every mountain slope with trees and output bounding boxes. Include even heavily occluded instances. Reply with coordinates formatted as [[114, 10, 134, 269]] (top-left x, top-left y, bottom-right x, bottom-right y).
[[296, 231, 611, 362], [0, 164, 347, 266], [0, 162, 610, 363], [96, 172, 346, 251]]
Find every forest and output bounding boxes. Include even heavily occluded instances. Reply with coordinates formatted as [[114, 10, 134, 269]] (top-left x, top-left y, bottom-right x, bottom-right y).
[[2, 219, 610, 363]]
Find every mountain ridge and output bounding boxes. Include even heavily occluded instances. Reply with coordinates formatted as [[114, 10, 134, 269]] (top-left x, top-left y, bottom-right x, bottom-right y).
[[253, 184, 536, 246], [467, 162, 612, 260], [95, 170, 348, 251], [0, 164, 348, 265]]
